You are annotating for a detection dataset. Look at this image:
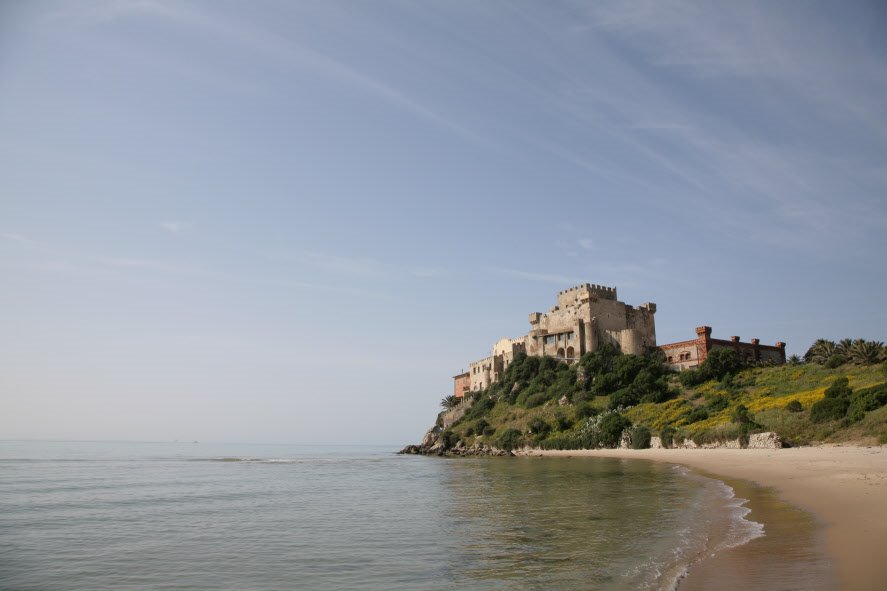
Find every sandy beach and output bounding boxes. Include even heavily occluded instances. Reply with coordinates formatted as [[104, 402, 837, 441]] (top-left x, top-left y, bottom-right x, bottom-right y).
[[516, 445, 887, 591]]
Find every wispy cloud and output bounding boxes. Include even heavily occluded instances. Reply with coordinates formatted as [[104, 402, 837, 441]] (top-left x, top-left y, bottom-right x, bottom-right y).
[[1, 232, 45, 247], [73, 0, 492, 147], [159, 220, 190, 233]]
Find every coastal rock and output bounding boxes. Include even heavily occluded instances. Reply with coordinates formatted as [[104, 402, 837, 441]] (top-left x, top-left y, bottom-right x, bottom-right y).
[[748, 432, 783, 449], [650, 436, 663, 449], [421, 426, 441, 448], [558, 395, 569, 406]]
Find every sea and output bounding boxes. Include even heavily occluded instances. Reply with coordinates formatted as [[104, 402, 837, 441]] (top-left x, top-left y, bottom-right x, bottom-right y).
[[0, 441, 833, 591]]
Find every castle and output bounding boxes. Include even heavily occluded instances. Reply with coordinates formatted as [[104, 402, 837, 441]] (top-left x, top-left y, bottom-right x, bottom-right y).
[[453, 283, 786, 398]]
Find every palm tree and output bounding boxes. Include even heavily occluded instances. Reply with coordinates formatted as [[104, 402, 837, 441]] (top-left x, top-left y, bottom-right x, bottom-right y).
[[804, 339, 836, 364], [788, 354, 802, 365], [849, 340, 885, 365], [440, 395, 459, 410]]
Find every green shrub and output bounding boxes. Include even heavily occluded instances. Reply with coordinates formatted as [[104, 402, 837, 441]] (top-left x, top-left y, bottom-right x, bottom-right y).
[[846, 384, 887, 422], [825, 356, 843, 369], [683, 407, 709, 424], [706, 395, 729, 412], [539, 434, 582, 450], [609, 387, 636, 409], [810, 396, 850, 423], [704, 349, 746, 381], [576, 402, 599, 419], [497, 428, 524, 451], [785, 399, 803, 412], [528, 418, 552, 440], [731, 404, 754, 424], [679, 369, 705, 387], [439, 430, 458, 450], [824, 377, 852, 399], [525, 392, 549, 408], [464, 395, 495, 421], [554, 412, 573, 431], [631, 426, 652, 449], [598, 413, 632, 448]]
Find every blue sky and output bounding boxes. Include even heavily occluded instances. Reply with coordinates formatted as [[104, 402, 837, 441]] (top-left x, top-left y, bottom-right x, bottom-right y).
[[2, 1, 886, 445]]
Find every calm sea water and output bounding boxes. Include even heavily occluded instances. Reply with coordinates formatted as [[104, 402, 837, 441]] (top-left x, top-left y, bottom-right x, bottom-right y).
[[0, 441, 817, 590]]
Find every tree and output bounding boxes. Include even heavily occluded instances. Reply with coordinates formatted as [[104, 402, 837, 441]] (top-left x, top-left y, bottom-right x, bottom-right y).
[[598, 413, 632, 448], [849, 340, 885, 365], [440, 395, 459, 410], [804, 339, 836, 364], [630, 426, 652, 449]]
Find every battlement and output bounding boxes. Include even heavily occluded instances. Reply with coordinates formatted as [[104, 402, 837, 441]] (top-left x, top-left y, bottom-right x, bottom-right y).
[[557, 283, 617, 308], [557, 282, 617, 296]]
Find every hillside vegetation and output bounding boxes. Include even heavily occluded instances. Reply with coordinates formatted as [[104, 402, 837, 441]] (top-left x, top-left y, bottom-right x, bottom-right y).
[[437, 341, 887, 451]]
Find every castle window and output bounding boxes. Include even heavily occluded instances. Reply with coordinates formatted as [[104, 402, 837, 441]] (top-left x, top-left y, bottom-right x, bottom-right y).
[[544, 335, 556, 345], [567, 332, 574, 341]]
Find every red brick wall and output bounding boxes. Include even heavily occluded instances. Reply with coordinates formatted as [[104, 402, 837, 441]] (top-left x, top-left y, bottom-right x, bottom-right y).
[[453, 373, 470, 398]]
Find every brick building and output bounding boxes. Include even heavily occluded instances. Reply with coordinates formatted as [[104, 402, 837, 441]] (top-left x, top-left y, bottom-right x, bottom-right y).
[[453, 372, 470, 399], [658, 326, 786, 371]]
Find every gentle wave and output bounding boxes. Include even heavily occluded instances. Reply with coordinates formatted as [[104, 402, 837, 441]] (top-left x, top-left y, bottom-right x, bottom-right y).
[[2, 442, 784, 591], [659, 470, 765, 591], [192, 456, 386, 464]]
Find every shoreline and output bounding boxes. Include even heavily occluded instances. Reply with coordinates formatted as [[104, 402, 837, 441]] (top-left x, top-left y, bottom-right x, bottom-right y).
[[515, 445, 887, 591]]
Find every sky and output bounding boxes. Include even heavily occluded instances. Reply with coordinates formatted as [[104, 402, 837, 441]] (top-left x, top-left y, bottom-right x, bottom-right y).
[[2, 1, 886, 445]]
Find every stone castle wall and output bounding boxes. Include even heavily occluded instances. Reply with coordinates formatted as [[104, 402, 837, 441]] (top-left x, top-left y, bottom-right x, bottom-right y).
[[463, 283, 658, 393]]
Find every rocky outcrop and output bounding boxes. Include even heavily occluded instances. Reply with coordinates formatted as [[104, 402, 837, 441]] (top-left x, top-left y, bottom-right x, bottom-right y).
[[618, 430, 632, 449], [666, 432, 783, 450], [400, 427, 784, 455], [398, 424, 512, 456], [421, 425, 441, 448], [398, 441, 511, 457], [748, 432, 783, 449]]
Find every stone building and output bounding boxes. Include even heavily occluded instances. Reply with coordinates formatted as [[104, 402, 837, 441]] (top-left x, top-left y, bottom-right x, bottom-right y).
[[463, 283, 657, 393], [658, 326, 786, 371], [525, 284, 657, 359]]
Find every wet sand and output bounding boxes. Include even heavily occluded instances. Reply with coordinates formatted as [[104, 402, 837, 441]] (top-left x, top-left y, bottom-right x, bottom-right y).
[[517, 446, 887, 591]]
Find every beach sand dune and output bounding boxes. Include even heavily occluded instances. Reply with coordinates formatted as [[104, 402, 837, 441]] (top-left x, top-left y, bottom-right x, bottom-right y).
[[518, 446, 887, 591]]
